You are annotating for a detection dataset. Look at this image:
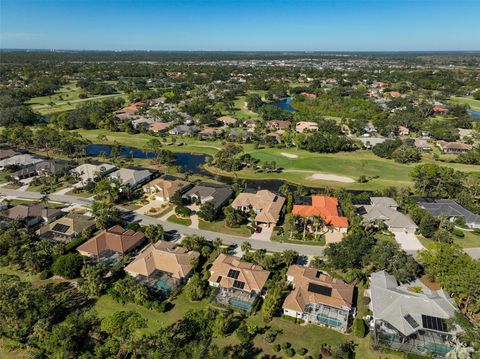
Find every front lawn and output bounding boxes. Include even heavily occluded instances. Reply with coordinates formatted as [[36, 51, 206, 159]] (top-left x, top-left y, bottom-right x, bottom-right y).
[[198, 219, 251, 237], [271, 235, 326, 246], [453, 229, 480, 248], [167, 214, 192, 226]]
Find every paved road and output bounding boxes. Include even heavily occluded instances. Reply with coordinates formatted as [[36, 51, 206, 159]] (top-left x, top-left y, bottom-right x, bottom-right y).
[[0, 188, 325, 257]]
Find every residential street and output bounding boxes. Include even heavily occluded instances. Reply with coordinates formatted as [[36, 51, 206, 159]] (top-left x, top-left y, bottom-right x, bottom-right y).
[[1, 187, 479, 259]]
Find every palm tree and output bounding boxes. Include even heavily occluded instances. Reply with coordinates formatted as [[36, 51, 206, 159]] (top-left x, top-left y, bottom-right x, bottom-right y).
[[240, 241, 252, 253], [312, 215, 325, 239], [40, 191, 50, 207], [213, 238, 223, 249]]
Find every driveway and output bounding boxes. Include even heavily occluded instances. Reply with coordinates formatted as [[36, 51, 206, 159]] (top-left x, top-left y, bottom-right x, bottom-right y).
[[249, 226, 273, 241], [392, 231, 424, 251]]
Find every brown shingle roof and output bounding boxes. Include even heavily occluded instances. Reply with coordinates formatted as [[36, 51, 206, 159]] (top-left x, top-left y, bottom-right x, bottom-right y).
[[77, 225, 145, 256], [7, 204, 61, 221], [208, 254, 270, 293], [231, 190, 285, 225], [283, 265, 354, 312], [125, 241, 199, 279]]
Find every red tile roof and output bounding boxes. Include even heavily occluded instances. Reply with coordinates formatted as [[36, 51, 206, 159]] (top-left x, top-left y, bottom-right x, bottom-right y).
[[292, 195, 349, 228]]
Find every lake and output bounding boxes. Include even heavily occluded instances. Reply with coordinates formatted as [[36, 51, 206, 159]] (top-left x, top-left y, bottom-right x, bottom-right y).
[[85, 144, 367, 194], [270, 97, 296, 112]]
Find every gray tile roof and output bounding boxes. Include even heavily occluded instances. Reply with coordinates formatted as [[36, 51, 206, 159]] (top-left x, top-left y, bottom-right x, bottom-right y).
[[183, 182, 233, 210], [369, 271, 457, 337], [359, 197, 417, 230], [416, 198, 480, 226]]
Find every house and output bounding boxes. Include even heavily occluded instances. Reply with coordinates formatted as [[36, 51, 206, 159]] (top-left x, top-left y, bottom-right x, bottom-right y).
[[398, 126, 410, 136], [149, 122, 170, 133], [11, 159, 73, 180], [432, 107, 449, 115], [208, 253, 270, 312], [6, 204, 63, 227], [436, 140, 472, 154], [77, 225, 145, 259], [231, 189, 285, 228], [125, 240, 200, 294], [300, 92, 317, 99], [0, 148, 18, 160], [385, 91, 402, 98], [367, 271, 458, 358], [199, 127, 223, 140], [295, 121, 318, 133], [0, 154, 44, 171], [357, 197, 418, 234], [108, 168, 153, 188], [72, 163, 117, 184], [168, 125, 199, 136], [244, 119, 258, 131], [131, 117, 154, 130], [38, 213, 96, 242], [414, 138, 432, 152], [143, 175, 192, 202], [282, 265, 354, 332], [218, 116, 237, 126], [267, 120, 290, 131], [292, 195, 349, 233], [415, 198, 480, 229], [183, 182, 233, 211]]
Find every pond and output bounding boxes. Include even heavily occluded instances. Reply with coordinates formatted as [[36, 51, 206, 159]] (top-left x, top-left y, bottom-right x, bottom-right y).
[[85, 144, 367, 194], [467, 109, 480, 119], [270, 97, 296, 112]]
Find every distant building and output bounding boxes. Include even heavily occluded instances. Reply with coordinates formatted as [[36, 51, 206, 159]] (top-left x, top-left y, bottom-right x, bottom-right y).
[[398, 126, 410, 136], [436, 140, 472, 154], [282, 265, 354, 332], [0, 154, 44, 171], [149, 122, 171, 133], [367, 271, 459, 358], [218, 116, 237, 126], [0, 148, 19, 160], [295, 121, 318, 133]]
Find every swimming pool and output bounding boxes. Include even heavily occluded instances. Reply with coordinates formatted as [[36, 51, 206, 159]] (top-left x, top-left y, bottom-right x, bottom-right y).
[[228, 298, 253, 311], [154, 280, 172, 294], [423, 342, 452, 356], [316, 313, 344, 329]]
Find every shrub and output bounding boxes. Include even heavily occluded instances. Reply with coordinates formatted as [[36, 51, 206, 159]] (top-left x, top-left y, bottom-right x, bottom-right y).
[[175, 205, 192, 217], [298, 347, 308, 356], [52, 253, 83, 279], [264, 328, 277, 343], [361, 296, 370, 305], [272, 344, 281, 352], [38, 270, 52, 280], [353, 318, 367, 338], [281, 342, 291, 350], [285, 348, 295, 357]]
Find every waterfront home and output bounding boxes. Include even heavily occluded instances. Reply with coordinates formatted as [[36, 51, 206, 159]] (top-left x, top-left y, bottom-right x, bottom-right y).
[[267, 120, 290, 131], [131, 117, 155, 130], [6, 204, 63, 227], [367, 271, 459, 358], [282, 265, 354, 332], [231, 189, 285, 228], [11, 159, 73, 180], [292, 195, 349, 234], [183, 182, 233, 211], [208, 253, 270, 312], [0, 154, 44, 171], [415, 198, 480, 229], [38, 212, 96, 242], [125, 240, 200, 295], [357, 197, 417, 234], [295, 121, 318, 133], [108, 168, 153, 188], [77, 225, 145, 261], [149, 121, 171, 133], [436, 140, 472, 154], [72, 163, 117, 184], [218, 115, 237, 126], [143, 175, 192, 202]]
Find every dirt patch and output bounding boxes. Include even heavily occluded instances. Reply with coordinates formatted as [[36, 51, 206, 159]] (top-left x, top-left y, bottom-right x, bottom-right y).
[[309, 173, 355, 183], [280, 152, 299, 159]]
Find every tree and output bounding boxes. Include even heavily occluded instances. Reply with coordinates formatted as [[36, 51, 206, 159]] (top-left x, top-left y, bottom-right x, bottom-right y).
[[392, 144, 421, 163], [94, 178, 121, 203], [184, 273, 208, 301], [224, 206, 247, 227], [101, 311, 146, 349], [52, 253, 83, 279], [241, 241, 252, 253], [92, 201, 121, 229], [78, 264, 109, 297], [410, 164, 464, 198], [198, 201, 217, 222], [332, 341, 355, 359], [143, 224, 164, 243]]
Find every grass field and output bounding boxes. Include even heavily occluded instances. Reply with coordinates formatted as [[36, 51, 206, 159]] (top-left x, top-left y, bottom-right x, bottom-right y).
[[167, 214, 192, 226], [198, 219, 252, 237], [450, 96, 480, 111], [26, 81, 84, 105], [453, 229, 480, 248]]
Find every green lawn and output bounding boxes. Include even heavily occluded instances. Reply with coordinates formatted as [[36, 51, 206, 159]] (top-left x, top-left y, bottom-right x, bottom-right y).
[[93, 291, 209, 334], [0, 338, 28, 359], [26, 81, 84, 105], [271, 235, 326, 246], [167, 214, 192, 226], [198, 219, 251, 237], [450, 96, 480, 111], [453, 229, 480, 248], [232, 95, 262, 120]]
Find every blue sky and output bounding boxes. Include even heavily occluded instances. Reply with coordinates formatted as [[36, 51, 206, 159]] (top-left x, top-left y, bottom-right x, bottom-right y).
[[1, 0, 479, 51]]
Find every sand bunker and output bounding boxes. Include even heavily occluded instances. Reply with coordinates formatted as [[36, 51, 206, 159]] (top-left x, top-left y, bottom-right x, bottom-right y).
[[280, 152, 299, 159], [309, 173, 355, 183]]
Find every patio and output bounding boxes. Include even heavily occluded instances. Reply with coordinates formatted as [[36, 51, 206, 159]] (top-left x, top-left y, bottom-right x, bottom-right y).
[[213, 287, 257, 312], [302, 303, 350, 332], [135, 270, 180, 296]]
